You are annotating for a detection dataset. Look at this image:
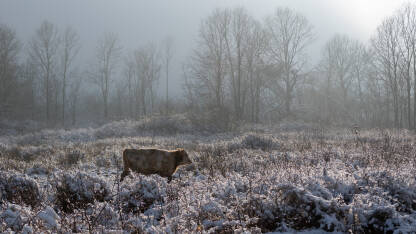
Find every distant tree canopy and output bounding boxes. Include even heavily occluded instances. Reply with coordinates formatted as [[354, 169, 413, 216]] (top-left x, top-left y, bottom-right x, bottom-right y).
[[3, 4, 416, 130]]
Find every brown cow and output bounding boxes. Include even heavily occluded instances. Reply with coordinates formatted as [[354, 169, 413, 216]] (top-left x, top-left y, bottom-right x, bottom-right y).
[[120, 148, 192, 182]]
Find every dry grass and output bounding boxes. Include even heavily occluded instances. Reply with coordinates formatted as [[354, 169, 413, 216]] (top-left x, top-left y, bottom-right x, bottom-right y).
[[0, 122, 415, 232]]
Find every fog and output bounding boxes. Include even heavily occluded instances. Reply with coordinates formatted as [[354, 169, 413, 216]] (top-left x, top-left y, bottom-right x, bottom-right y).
[[3, 2, 416, 232], [0, 0, 406, 95], [0, 0, 414, 129]]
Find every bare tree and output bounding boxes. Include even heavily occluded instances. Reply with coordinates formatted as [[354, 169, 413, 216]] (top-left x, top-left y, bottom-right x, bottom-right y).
[[320, 34, 355, 122], [90, 32, 121, 119], [123, 53, 135, 118], [224, 7, 252, 120], [29, 21, 60, 124], [244, 19, 268, 123], [265, 7, 314, 116], [133, 43, 161, 116], [371, 17, 402, 127], [69, 73, 82, 126], [395, 3, 416, 129], [115, 79, 126, 119], [0, 24, 20, 117], [350, 41, 371, 123], [162, 36, 173, 115], [21, 58, 39, 120], [186, 8, 229, 110], [60, 26, 80, 126]]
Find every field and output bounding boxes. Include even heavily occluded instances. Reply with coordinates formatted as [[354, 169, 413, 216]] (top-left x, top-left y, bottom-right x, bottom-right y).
[[0, 116, 415, 233]]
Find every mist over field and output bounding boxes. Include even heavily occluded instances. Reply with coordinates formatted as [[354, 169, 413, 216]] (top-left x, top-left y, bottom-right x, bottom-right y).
[[1, 1, 416, 233]]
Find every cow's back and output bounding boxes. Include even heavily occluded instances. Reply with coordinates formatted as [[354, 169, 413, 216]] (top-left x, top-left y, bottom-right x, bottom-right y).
[[122, 148, 175, 176]]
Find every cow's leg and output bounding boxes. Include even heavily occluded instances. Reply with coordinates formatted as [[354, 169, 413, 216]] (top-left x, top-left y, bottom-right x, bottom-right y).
[[120, 170, 130, 182], [167, 176, 172, 183]]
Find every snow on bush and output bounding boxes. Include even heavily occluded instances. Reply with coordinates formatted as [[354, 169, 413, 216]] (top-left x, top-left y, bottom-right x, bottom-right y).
[[1, 122, 416, 232], [0, 172, 41, 207], [94, 120, 138, 139], [93, 202, 119, 228], [37, 206, 60, 229], [3, 145, 53, 162], [0, 115, 196, 148], [55, 171, 111, 213], [22, 224, 33, 234], [120, 174, 166, 214], [26, 164, 51, 176], [58, 150, 84, 168], [274, 184, 347, 232], [136, 115, 193, 135], [1, 204, 25, 231], [240, 133, 279, 151], [0, 119, 43, 137]]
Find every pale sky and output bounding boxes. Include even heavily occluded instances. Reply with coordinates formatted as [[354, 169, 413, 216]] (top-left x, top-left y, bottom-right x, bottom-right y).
[[0, 0, 409, 96]]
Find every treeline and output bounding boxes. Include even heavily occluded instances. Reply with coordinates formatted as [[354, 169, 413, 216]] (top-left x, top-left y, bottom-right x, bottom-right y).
[[2, 4, 416, 129], [0, 22, 171, 127], [184, 4, 416, 129]]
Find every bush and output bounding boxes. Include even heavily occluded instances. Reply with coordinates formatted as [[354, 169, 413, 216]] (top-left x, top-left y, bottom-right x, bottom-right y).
[[120, 175, 166, 214], [55, 172, 110, 213], [26, 164, 51, 176], [0, 172, 41, 207], [95, 120, 137, 139], [241, 134, 278, 151], [137, 115, 192, 135], [0, 205, 25, 231], [58, 150, 84, 168], [275, 184, 347, 232], [4, 146, 48, 162]]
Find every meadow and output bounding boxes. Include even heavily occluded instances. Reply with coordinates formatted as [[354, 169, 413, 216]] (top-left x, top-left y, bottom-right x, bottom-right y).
[[0, 116, 415, 233]]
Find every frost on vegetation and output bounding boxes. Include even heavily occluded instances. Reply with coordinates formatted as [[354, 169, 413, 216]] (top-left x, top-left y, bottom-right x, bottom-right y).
[[37, 206, 60, 229], [275, 184, 347, 232], [4, 145, 53, 162], [26, 164, 50, 176], [22, 224, 33, 234], [137, 115, 193, 135], [93, 202, 119, 228], [55, 171, 110, 213], [240, 133, 279, 151], [1, 123, 416, 232], [120, 175, 166, 214], [0, 172, 40, 207], [0, 119, 42, 136], [58, 150, 84, 168], [0, 115, 197, 147], [1, 205, 24, 231], [95, 155, 111, 168]]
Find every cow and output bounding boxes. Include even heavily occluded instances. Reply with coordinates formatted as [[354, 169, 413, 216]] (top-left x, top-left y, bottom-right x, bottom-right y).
[[120, 148, 192, 182]]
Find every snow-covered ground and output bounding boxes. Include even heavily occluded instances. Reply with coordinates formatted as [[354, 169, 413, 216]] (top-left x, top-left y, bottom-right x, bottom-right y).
[[0, 117, 415, 233]]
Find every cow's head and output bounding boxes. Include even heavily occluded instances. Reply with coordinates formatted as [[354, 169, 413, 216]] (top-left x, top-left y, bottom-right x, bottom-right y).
[[176, 148, 192, 165]]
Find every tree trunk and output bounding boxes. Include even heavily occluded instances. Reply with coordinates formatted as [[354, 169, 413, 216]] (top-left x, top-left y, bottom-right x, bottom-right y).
[[62, 65, 67, 127], [46, 71, 50, 124]]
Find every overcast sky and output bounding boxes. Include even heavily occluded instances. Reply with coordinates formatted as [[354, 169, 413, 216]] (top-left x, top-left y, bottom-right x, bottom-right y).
[[0, 0, 409, 96]]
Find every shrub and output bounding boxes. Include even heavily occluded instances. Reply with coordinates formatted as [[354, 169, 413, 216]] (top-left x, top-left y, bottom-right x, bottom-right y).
[[275, 184, 347, 232], [0, 173, 41, 207], [58, 150, 84, 168], [0, 205, 25, 231], [55, 172, 110, 213], [241, 134, 278, 151], [120, 175, 166, 214]]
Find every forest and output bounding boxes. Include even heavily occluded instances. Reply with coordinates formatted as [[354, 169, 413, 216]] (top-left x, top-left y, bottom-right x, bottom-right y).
[[2, 4, 416, 130]]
